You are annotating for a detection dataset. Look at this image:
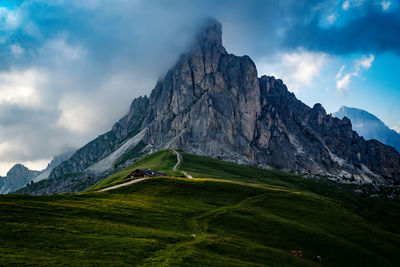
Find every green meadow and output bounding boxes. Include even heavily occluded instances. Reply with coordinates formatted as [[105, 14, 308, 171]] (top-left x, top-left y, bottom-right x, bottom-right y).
[[1, 150, 399, 266]]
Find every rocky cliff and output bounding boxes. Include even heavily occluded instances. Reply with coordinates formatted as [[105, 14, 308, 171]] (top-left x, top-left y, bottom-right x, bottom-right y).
[[33, 150, 75, 182], [0, 150, 75, 194], [27, 19, 400, 194], [139, 19, 400, 183], [49, 96, 149, 178], [0, 177, 4, 190], [0, 164, 40, 194]]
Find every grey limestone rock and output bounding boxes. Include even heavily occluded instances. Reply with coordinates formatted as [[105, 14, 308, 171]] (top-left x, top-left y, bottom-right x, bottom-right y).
[[25, 18, 400, 194], [0, 164, 40, 194]]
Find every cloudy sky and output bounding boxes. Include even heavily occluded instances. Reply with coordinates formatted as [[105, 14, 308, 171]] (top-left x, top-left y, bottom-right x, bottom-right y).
[[0, 0, 399, 175]]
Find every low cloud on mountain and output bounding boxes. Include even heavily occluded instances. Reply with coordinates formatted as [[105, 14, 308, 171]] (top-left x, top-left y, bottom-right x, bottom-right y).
[[0, 0, 398, 174]]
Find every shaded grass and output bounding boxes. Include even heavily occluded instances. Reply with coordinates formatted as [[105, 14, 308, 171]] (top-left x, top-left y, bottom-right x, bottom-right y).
[[1, 178, 400, 266], [179, 152, 400, 235], [2, 151, 400, 266]]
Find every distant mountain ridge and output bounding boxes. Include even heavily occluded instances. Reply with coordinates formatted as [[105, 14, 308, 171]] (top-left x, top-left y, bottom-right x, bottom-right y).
[[33, 150, 75, 183], [0, 164, 40, 194], [334, 106, 400, 153], [0, 150, 74, 194], [22, 18, 400, 195]]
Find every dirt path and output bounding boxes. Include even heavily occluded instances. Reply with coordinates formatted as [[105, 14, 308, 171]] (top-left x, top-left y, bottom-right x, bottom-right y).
[[98, 150, 192, 192], [172, 150, 193, 179], [98, 178, 149, 192]]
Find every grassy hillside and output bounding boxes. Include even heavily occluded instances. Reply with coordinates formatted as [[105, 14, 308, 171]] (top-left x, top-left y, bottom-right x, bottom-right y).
[[1, 150, 400, 266], [88, 150, 183, 191]]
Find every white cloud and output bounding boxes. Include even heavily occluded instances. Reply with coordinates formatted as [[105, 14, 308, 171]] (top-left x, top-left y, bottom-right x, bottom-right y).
[[336, 54, 374, 94], [0, 141, 49, 175], [338, 0, 368, 12], [391, 121, 400, 134], [57, 72, 152, 135], [336, 65, 345, 79], [336, 73, 353, 93], [339, 0, 366, 11], [0, 7, 20, 30], [327, 14, 336, 24], [10, 44, 24, 57], [381, 1, 391, 11], [0, 142, 14, 161], [41, 36, 86, 63], [257, 49, 329, 93], [355, 54, 374, 71], [0, 69, 45, 106], [0, 31, 156, 175], [342, 0, 350, 10], [57, 94, 102, 135], [351, 0, 366, 7]]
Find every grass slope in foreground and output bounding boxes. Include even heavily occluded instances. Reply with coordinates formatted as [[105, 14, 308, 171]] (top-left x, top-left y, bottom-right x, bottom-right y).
[[0, 150, 399, 266]]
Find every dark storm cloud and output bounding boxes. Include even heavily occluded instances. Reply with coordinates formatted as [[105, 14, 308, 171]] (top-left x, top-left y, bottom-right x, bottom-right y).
[[1, 0, 325, 73], [2, 0, 399, 71], [283, 3, 400, 55]]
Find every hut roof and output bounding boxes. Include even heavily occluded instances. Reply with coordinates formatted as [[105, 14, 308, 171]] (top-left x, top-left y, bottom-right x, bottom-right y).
[[126, 169, 166, 178]]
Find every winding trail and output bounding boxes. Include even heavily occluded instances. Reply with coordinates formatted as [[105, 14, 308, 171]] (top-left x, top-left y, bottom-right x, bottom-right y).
[[98, 149, 193, 192], [98, 178, 149, 192], [172, 149, 193, 179]]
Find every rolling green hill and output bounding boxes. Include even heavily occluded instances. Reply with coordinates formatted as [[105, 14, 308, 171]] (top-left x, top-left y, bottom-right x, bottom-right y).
[[1, 150, 400, 266]]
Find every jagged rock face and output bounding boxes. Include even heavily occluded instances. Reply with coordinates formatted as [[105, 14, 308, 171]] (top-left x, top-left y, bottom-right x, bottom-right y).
[[140, 20, 399, 182], [33, 150, 75, 182], [7, 164, 34, 178], [49, 96, 149, 178], [42, 18, 400, 194], [334, 106, 400, 153], [0, 164, 40, 194], [144, 21, 261, 161], [113, 96, 149, 139], [256, 76, 400, 181]]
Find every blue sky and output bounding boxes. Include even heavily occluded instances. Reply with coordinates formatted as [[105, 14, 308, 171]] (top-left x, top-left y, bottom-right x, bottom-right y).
[[0, 0, 399, 174]]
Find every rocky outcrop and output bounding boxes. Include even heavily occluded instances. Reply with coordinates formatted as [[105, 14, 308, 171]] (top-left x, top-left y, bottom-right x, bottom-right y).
[[141, 19, 400, 183], [0, 164, 40, 194], [25, 18, 400, 195], [49, 96, 149, 178], [334, 106, 400, 153], [255, 76, 400, 181], [0, 150, 75, 194], [33, 150, 75, 182], [143, 19, 261, 163], [0, 176, 4, 190]]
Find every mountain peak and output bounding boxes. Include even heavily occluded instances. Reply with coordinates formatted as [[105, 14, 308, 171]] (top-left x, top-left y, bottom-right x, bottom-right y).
[[190, 18, 226, 55], [197, 18, 222, 43], [7, 164, 29, 176], [335, 106, 380, 122], [39, 20, 400, 195], [333, 106, 400, 153]]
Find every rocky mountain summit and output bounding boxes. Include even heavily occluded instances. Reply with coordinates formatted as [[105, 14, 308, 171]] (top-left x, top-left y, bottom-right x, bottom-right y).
[[24, 19, 400, 194], [0, 150, 74, 194], [334, 106, 400, 153], [0, 164, 39, 194]]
